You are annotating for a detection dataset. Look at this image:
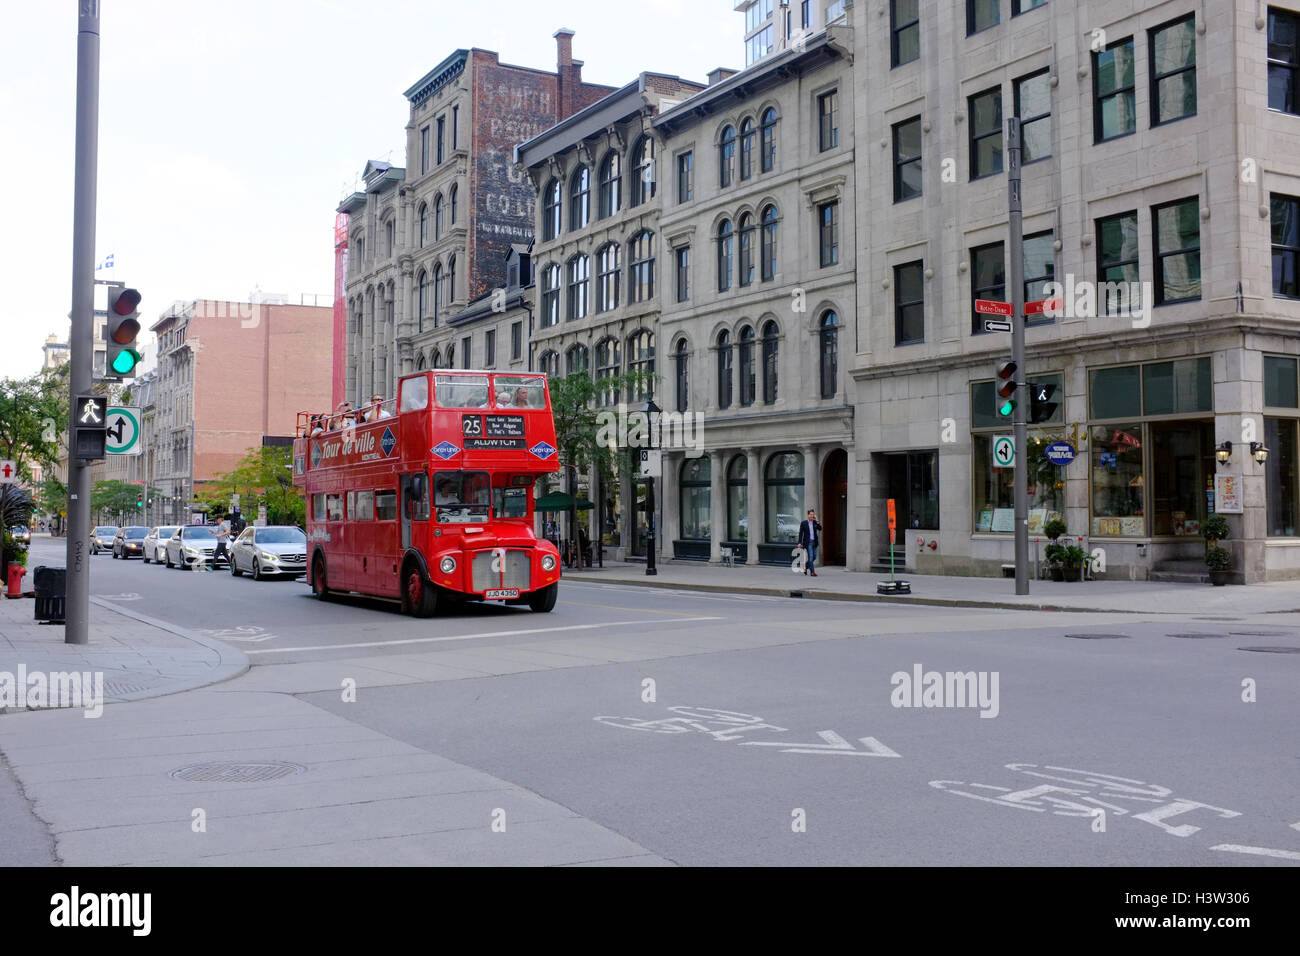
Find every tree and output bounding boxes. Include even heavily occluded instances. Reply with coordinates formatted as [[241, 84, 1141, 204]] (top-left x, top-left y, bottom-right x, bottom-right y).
[[0, 371, 68, 483], [0, 486, 34, 568], [90, 479, 140, 523], [193, 446, 304, 526]]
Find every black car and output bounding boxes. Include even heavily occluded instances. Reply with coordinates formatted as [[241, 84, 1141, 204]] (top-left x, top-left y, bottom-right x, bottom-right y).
[[112, 526, 150, 559]]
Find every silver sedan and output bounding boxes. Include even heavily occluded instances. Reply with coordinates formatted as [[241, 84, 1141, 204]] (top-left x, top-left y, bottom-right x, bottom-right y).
[[229, 526, 308, 580], [142, 526, 180, 564], [164, 526, 219, 568]]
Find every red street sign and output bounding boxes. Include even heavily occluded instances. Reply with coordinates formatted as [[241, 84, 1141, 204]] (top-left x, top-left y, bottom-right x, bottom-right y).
[[975, 299, 1013, 316], [1025, 296, 1064, 316], [887, 498, 896, 544]]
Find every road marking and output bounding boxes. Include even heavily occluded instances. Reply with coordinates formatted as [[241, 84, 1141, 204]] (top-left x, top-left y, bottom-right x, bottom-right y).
[[741, 731, 901, 757], [245, 617, 724, 655], [1210, 844, 1300, 861]]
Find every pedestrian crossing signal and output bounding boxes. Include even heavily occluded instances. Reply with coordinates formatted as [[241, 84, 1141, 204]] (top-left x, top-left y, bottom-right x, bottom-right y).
[[1029, 382, 1059, 424]]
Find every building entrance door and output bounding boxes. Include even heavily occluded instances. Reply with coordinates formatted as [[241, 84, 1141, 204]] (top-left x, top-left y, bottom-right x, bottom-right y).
[[1150, 420, 1213, 536], [821, 448, 847, 565]]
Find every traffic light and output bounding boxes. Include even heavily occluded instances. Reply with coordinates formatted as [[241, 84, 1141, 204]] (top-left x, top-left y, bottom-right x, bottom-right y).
[[73, 394, 107, 460], [105, 286, 143, 379], [1029, 382, 1059, 424], [995, 360, 1018, 419], [136, 492, 144, 510]]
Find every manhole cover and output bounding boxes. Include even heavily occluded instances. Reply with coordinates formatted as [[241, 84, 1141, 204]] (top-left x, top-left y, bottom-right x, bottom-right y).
[[1066, 633, 1130, 639], [1237, 646, 1300, 654], [103, 677, 163, 697], [1168, 633, 1225, 639], [169, 761, 307, 783]]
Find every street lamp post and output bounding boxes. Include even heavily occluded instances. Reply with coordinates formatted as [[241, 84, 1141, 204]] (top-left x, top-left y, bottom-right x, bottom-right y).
[[644, 398, 660, 576]]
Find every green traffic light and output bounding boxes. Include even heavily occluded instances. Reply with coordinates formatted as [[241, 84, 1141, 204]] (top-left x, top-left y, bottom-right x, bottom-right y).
[[111, 348, 142, 375], [998, 399, 1015, 417]]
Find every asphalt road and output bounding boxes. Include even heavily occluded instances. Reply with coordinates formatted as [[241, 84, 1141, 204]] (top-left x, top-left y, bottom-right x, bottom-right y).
[[56, 535, 1300, 866]]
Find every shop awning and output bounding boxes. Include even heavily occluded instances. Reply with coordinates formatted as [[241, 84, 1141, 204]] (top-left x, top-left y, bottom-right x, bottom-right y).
[[536, 492, 594, 511]]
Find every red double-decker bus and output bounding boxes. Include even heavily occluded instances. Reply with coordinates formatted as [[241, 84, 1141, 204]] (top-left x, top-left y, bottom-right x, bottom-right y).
[[292, 370, 562, 617]]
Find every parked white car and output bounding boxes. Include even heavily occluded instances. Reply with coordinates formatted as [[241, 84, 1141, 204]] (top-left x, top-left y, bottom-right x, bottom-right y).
[[229, 526, 307, 580], [164, 525, 220, 568], [142, 526, 180, 564]]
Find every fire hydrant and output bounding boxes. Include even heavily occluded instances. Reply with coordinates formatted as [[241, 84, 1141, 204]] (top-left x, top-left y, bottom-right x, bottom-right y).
[[6, 564, 25, 598]]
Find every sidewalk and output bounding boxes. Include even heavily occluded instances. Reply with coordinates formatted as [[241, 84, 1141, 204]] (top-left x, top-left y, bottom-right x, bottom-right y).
[[565, 560, 1300, 616]]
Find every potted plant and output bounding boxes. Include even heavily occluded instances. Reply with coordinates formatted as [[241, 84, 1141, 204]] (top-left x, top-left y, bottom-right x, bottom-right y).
[[1203, 513, 1231, 586], [1062, 544, 1088, 581], [1042, 518, 1068, 581]]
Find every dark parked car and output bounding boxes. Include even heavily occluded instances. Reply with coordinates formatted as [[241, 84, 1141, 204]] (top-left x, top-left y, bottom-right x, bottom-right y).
[[112, 526, 150, 559]]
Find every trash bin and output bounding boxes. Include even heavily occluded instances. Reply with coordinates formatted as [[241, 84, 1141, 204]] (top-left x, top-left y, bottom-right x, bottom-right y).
[[33, 565, 65, 624]]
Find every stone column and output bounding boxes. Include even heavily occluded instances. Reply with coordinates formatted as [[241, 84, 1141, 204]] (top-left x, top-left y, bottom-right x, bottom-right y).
[[746, 446, 762, 565], [661, 450, 680, 562], [801, 444, 819, 518], [709, 449, 725, 563]]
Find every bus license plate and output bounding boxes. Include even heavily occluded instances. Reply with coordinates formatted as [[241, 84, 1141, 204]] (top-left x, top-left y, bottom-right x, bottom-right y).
[[484, 588, 519, 600]]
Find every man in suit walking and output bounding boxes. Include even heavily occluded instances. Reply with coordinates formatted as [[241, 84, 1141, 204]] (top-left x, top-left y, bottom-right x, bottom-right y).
[[797, 508, 822, 577]]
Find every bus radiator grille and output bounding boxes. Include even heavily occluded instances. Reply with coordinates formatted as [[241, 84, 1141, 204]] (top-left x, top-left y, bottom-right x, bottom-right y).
[[471, 549, 532, 592]]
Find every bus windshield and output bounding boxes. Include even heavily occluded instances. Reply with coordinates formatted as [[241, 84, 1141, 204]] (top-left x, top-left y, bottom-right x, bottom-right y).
[[435, 375, 490, 408], [434, 471, 491, 523]]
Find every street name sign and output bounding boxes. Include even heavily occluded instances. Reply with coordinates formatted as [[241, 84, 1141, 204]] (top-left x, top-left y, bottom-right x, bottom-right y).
[[975, 299, 1013, 316]]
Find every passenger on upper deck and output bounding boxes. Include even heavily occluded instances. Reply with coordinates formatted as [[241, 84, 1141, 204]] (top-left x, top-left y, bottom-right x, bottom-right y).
[[308, 414, 325, 437], [362, 395, 391, 422]]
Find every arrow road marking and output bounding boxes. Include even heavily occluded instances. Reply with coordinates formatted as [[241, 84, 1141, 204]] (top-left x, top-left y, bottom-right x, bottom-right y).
[[740, 731, 901, 757], [1210, 844, 1300, 861]]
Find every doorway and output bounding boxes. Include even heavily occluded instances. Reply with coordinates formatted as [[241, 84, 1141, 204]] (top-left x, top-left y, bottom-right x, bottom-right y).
[[1149, 420, 1213, 536], [883, 450, 939, 531], [820, 448, 847, 565]]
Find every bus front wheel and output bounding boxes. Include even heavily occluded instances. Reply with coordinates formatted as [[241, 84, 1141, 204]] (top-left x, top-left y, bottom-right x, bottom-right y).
[[403, 566, 438, 618], [312, 556, 331, 601], [528, 583, 558, 613]]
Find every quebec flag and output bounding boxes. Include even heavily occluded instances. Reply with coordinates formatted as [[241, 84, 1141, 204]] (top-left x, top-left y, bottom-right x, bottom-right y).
[[95, 253, 115, 272]]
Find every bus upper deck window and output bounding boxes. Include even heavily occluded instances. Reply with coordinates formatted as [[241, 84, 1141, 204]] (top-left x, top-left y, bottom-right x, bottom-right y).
[[435, 375, 490, 408], [493, 375, 545, 409], [400, 376, 428, 412]]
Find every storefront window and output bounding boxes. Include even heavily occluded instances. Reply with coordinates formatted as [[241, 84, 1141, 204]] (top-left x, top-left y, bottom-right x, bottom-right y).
[[764, 451, 803, 542], [679, 457, 711, 540], [1265, 356, 1299, 409], [1266, 417, 1299, 536], [1090, 424, 1146, 536], [727, 455, 748, 540], [970, 376, 1063, 532]]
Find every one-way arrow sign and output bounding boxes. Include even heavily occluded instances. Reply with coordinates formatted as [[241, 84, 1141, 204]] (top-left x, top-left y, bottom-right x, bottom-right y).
[[983, 318, 1013, 333]]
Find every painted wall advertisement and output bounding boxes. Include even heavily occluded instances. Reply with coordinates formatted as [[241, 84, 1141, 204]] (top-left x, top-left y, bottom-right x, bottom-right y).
[[1213, 473, 1243, 514]]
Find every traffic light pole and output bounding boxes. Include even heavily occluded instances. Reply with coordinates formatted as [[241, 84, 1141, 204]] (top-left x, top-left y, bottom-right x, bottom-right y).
[[65, 2, 101, 645], [1007, 117, 1028, 596]]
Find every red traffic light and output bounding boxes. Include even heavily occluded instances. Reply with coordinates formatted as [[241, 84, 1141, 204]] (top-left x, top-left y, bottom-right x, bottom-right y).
[[111, 287, 141, 315], [995, 360, 1017, 397]]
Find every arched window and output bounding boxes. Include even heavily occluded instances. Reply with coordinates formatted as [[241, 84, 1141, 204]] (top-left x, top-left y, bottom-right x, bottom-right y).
[[717, 219, 734, 292], [765, 452, 804, 543], [595, 336, 621, 405], [819, 311, 840, 398], [738, 325, 756, 406], [629, 230, 655, 303], [761, 320, 779, 404], [760, 107, 777, 173], [541, 263, 561, 327], [386, 281, 395, 328], [597, 243, 620, 312], [446, 343, 455, 368], [679, 457, 711, 541], [569, 166, 591, 230], [539, 350, 559, 378], [738, 213, 755, 287], [432, 348, 441, 369], [632, 137, 655, 205], [416, 352, 426, 371], [417, 269, 428, 333], [543, 179, 561, 240], [760, 204, 778, 281], [434, 194, 445, 239], [433, 263, 444, 321], [385, 218, 395, 256], [717, 329, 733, 409], [727, 455, 748, 542], [674, 338, 689, 413], [566, 254, 590, 320], [739, 118, 755, 180], [449, 184, 458, 224], [627, 329, 655, 400], [566, 343, 589, 376], [598, 152, 621, 218], [418, 203, 428, 247], [719, 125, 736, 188], [447, 255, 456, 303]]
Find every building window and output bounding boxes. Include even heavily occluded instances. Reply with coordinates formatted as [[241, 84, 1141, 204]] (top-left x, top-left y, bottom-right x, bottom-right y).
[[484, 330, 496, 368], [1023, 230, 1056, 323], [674, 338, 689, 412], [511, 322, 522, 361], [433, 264, 445, 321], [1152, 197, 1201, 304], [818, 90, 838, 151], [720, 125, 736, 188], [801, 0, 812, 28], [461, 335, 471, 369], [627, 329, 655, 400], [819, 311, 839, 398], [718, 219, 734, 291], [434, 194, 445, 239], [449, 184, 458, 225], [971, 376, 1064, 533], [417, 269, 428, 333], [1150, 15, 1197, 125], [891, 0, 919, 67], [738, 325, 756, 406], [541, 263, 561, 327], [447, 255, 456, 303], [632, 136, 655, 205], [570, 166, 591, 230], [740, 118, 755, 180], [1094, 36, 1137, 142], [599, 152, 621, 218], [597, 243, 621, 312], [676, 246, 691, 302], [436, 116, 445, 164], [765, 452, 803, 543], [970, 242, 1005, 334], [717, 330, 733, 409], [1270, 7, 1300, 114], [1272, 192, 1300, 298], [538, 350, 559, 378], [595, 337, 621, 405], [677, 151, 693, 203], [452, 104, 459, 148], [895, 260, 924, 345], [418, 203, 428, 247], [679, 457, 711, 540], [727, 455, 748, 541], [420, 126, 429, 174], [629, 231, 656, 304], [566, 254, 590, 320], [738, 213, 755, 287], [1014, 69, 1052, 163], [760, 204, 778, 281], [1012, 0, 1046, 13], [818, 201, 839, 267], [760, 108, 777, 172], [1266, 417, 1300, 536], [1096, 210, 1141, 315], [969, 87, 1003, 179], [893, 116, 922, 201], [967, 0, 998, 35], [566, 343, 589, 376], [745, 23, 774, 65], [761, 320, 779, 404], [385, 219, 395, 256], [543, 179, 561, 241]]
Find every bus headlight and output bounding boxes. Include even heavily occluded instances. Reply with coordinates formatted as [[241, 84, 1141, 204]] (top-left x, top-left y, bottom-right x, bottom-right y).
[[541, 554, 556, 572], [440, 556, 456, 573]]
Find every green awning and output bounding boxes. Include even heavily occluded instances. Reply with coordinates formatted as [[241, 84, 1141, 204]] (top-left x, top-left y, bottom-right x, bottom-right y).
[[536, 492, 594, 511]]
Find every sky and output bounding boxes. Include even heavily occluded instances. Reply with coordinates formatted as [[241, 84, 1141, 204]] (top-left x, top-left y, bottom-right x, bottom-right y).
[[0, 0, 738, 381]]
